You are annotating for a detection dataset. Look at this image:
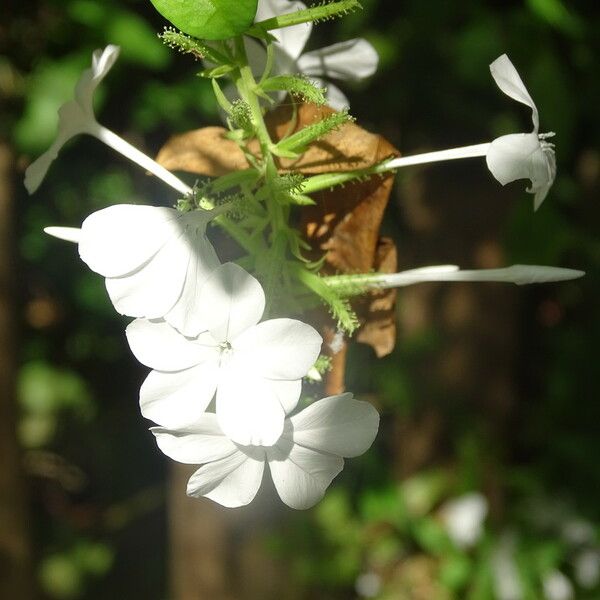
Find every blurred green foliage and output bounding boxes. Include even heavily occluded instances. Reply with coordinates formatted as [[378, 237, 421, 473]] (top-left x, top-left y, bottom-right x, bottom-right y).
[[2, 0, 598, 598]]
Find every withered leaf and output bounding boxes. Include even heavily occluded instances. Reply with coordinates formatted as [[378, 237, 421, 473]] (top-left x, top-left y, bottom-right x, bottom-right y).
[[156, 102, 401, 357], [355, 237, 398, 358], [155, 126, 249, 177]]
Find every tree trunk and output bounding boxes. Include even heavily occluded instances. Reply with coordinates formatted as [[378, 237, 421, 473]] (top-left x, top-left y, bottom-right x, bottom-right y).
[[0, 143, 34, 598]]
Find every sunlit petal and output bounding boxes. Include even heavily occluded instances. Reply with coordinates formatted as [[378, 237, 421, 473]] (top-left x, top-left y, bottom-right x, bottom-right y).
[[298, 39, 378, 82], [139, 361, 219, 428], [216, 369, 286, 446], [79, 204, 181, 277], [267, 441, 343, 509], [187, 448, 265, 508], [233, 318, 322, 380], [126, 319, 218, 371], [288, 393, 379, 457], [490, 53, 539, 131], [198, 262, 265, 343], [256, 0, 311, 60], [151, 415, 237, 464]]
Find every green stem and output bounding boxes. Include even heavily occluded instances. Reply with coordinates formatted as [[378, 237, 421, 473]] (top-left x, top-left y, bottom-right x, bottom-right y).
[[232, 36, 290, 314]]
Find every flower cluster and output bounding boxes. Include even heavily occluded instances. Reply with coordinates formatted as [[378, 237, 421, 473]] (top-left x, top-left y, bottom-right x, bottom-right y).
[[28, 0, 583, 509]]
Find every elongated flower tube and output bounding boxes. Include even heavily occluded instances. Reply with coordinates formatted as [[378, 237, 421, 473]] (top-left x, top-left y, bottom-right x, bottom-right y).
[[25, 45, 191, 196], [152, 393, 379, 509], [323, 264, 584, 295], [126, 263, 323, 447], [45, 204, 221, 336], [250, 0, 378, 109], [376, 55, 555, 210]]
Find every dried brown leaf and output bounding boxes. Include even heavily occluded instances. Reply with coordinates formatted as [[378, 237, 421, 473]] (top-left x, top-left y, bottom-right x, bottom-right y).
[[155, 126, 249, 177], [356, 237, 398, 357]]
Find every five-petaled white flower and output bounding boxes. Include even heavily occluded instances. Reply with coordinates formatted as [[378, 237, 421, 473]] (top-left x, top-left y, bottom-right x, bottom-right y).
[[126, 262, 323, 446], [25, 45, 191, 196], [152, 393, 379, 509], [486, 54, 557, 211], [47, 204, 220, 337], [250, 0, 379, 109]]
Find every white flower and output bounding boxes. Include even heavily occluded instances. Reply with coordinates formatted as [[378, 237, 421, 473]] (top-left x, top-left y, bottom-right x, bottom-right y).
[[25, 45, 191, 196], [126, 262, 323, 446], [46, 204, 220, 336], [492, 533, 523, 600], [486, 54, 557, 211], [543, 570, 574, 600], [441, 492, 488, 549], [250, 0, 379, 109], [574, 549, 600, 589], [151, 393, 379, 508], [25, 46, 120, 194]]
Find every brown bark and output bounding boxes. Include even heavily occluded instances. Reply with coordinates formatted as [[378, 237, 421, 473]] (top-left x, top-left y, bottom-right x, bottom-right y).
[[0, 143, 34, 597], [169, 464, 291, 599]]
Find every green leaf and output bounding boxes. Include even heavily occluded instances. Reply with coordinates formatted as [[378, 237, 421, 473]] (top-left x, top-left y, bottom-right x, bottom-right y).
[[149, 0, 258, 41]]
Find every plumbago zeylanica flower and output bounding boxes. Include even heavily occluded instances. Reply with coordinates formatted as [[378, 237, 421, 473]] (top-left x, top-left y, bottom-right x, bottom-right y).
[[486, 53, 557, 210], [152, 393, 379, 508], [126, 263, 323, 446], [47, 204, 222, 336], [31, 0, 584, 511], [378, 54, 556, 210], [25, 45, 191, 196], [248, 0, 378, 109]]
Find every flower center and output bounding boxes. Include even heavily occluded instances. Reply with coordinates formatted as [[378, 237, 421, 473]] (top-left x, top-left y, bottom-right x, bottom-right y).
[[218, 341, 233, 367]]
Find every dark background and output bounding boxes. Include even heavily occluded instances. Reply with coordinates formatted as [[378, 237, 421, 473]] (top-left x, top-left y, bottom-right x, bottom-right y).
[[0, 0, 598, 598]]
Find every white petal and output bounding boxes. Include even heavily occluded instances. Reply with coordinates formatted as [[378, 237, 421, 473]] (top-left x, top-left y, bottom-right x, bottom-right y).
[[151, 415, 237, 464], [164, 235, 220, 336], [490, 54, 539, 131], [198, 262, 265, 343], [267, 440, 343, 509], [233, 318, 322, 380], [256, 0, 311, 61], [323, 82, 350, 111], [44, 226, 82, 243], [216, 369, 286, 446], [187, 448, 265, 508], [289, 393, 379, 457], [79, 204, 181, 277], [270, 379, 302, 414], [24, 101, 93, 194], [24, 46, 119, 195], [75, 45, 120, 111], [530, 145, 556, 210], [139, 362, 219, 428], [126, 318, 218, 371], [298, 38, 379, 82], [486, 132, 542, 185], [105, 232, 191, 319]]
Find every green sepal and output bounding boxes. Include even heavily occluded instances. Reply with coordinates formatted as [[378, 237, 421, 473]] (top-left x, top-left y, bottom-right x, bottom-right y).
[[270, 145, 300, 160], [250, 0, 361, 34], [159, 28, 230, 64], [197, 64, 236, 78], [289, 193, 316, 206], [274, 109, 353, 155], [261, 75, 327, 105], [211, 78, 233, 113]]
